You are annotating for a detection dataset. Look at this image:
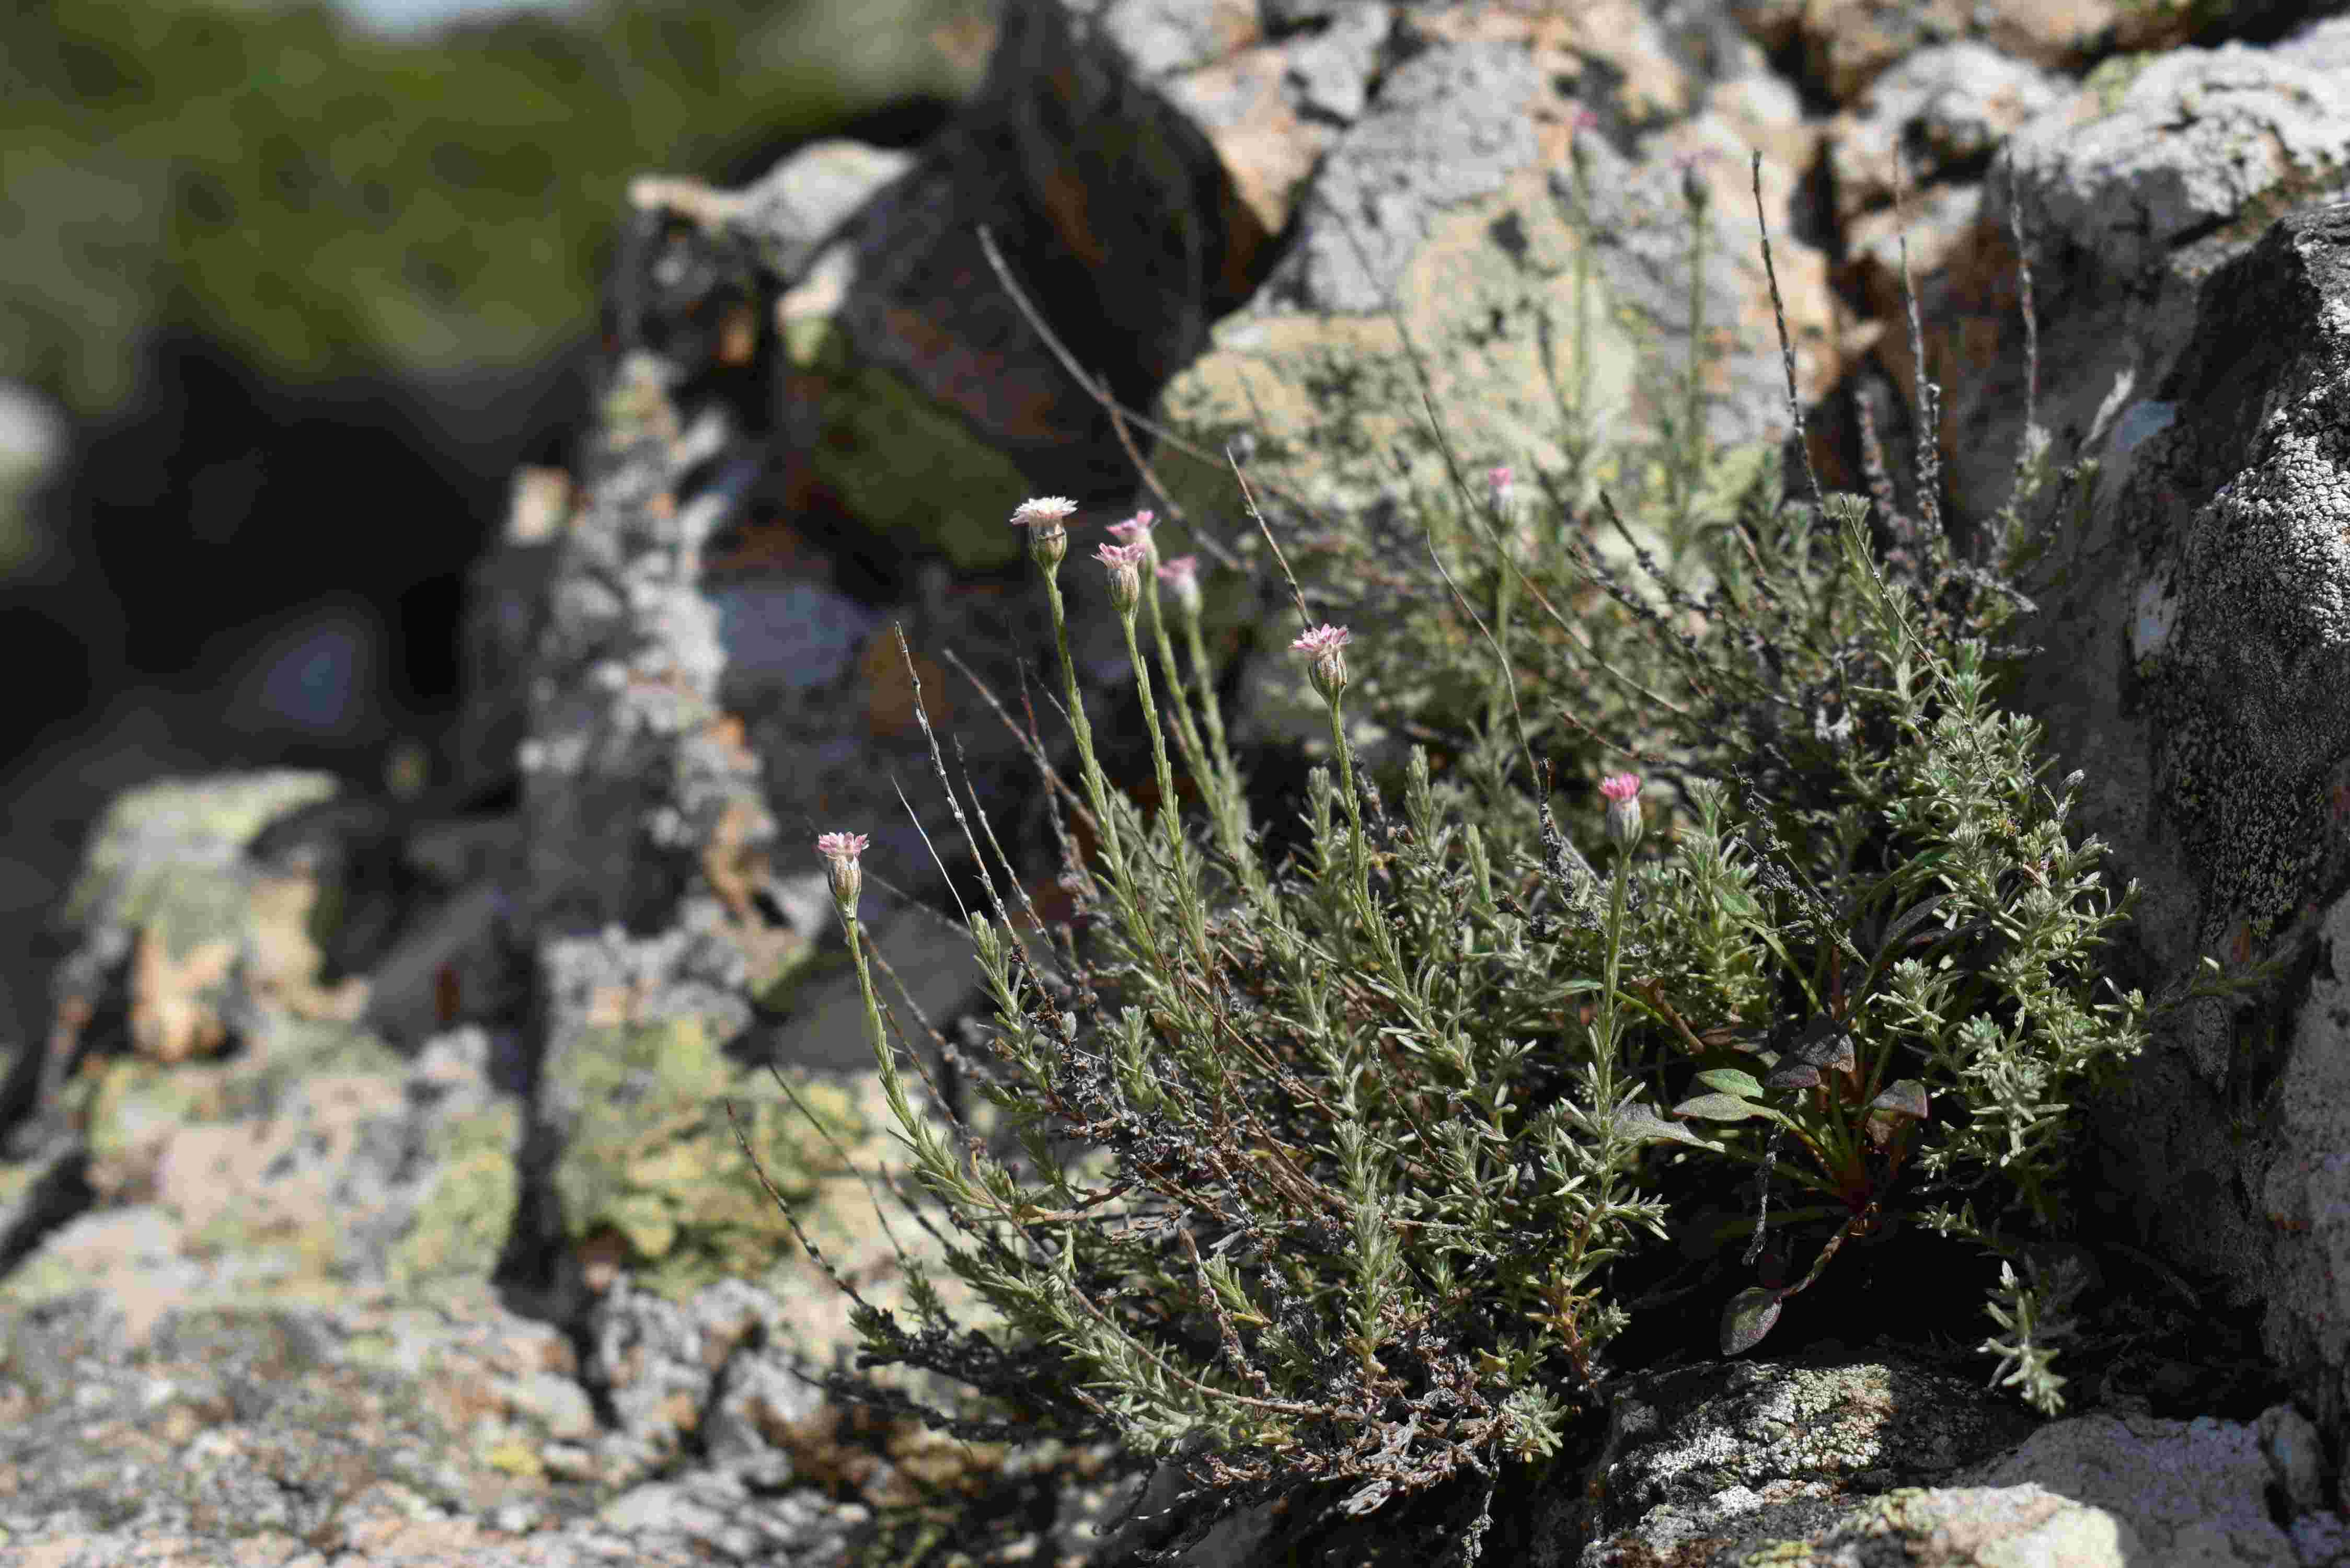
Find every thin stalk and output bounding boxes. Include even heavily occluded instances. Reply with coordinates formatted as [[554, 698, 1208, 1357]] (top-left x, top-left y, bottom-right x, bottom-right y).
[[1121, 613, 1213, 972]]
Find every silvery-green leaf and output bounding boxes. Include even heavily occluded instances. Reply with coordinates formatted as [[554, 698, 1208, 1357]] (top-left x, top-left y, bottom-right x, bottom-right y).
[[1694, 1068, 1765, 1100], [1614, 1101, 1711, 1147], [1721, 1287, 1783, 1355], [1672, 1092, 1779, 1123]]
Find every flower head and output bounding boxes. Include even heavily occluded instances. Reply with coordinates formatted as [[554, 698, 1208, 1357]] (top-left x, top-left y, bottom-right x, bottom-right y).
[[1156, 554, 1202, 616], [1292, 622, 1352, 702], [1096, 540, 1148, 617], [1569, 105, 1600, 174], [1107, 510, 1156, 554], [1011, 496, 1078, 573], [1674, 149, 1713, 213], [1598, 773, 1643, 852], [815, 830, 869, 914], [1487, 465, 1515, 513]]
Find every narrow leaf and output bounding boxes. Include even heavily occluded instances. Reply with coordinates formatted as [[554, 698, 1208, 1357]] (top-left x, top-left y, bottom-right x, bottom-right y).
[[1721, 1287, 1783, 1355], [1875, 895, 1950, 958]]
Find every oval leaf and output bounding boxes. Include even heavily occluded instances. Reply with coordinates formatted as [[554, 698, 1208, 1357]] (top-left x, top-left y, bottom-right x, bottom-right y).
[[1613, 1101, 1711, 1148], [1764, 1060, 1822, 1091], [1789, 1016, 1856, 1072], [1721, 1287, 1783, 1356], [1868, 1079, 1930, 1121], [1694, 1068, 1765, 1100], [1863, 1078, 1930, 1147]]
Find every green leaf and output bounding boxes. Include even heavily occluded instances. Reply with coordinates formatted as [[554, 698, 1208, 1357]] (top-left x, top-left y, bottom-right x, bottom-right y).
[[1721, 1287, 1783, 1355], [1694, 1068, 1765, 1100], [1672, 1092, 1783, 1124], [1613, 1101, 1713, 1147]]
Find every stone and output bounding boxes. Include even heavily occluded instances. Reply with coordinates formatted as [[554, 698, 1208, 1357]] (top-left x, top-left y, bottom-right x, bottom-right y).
[[1145, 27, 1834, 765], [1826, 43, 2066, 227], [2011, 199, 2350, 1465], [1909, 25, 2350, 538]]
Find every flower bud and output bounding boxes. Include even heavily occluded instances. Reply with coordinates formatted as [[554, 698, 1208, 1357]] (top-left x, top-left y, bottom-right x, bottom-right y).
[[1292, 622, 1352, 703], [1675, 151, 1712, 214], [1598, 772, 1643, 852], [1096, 541, 1147, 618], [1107, 510, 1156, 563], [1487, 465, 1515, 514], [1569, 105, 1599, 179], [1011, 496, 1077, 575], [1156, 554, 1202, 617], [815, 831, 868, 916]]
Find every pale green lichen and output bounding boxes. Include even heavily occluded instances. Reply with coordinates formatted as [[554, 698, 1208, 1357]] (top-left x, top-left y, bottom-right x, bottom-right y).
[[550, 1013, 878, 1301]]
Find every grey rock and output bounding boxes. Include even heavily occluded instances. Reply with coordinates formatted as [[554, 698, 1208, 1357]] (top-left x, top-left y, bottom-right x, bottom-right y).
[[1281, 0, 1388, 123], [1090, 0, 1259, 78], [1556, 1355, 2036, 1567], [1828, 41, 2065, 224], [1261, 41, 1544, 315], [1932, 38, 2350, 533], [502, 1367, 600, 1442], [2014, 201, 2350, 1455], [734, 141, 917, 283], [586, 1276, 716, 1477]]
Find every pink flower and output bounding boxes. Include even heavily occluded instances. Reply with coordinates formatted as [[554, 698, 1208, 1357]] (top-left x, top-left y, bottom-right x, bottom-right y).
[[1598, 773, 1643, 852], [1096, 540, 1148, 616], [1107, 510, 1156, 548], [1292, 622, 1352, 701], [1156, 554, 1202, 615], [1011, 496, 1077, 573], [815, 830, 869, 912], [1488, 465, 1515, 511], [1010, 497, 1078, 529]]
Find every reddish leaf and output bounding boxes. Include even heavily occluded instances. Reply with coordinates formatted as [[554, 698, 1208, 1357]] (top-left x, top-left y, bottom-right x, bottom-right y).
[[1863, 1079, 1930, 1147]]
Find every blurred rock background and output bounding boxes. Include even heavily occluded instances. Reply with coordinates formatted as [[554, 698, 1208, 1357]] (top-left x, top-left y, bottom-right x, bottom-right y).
[[0, 0, 994, 1053]]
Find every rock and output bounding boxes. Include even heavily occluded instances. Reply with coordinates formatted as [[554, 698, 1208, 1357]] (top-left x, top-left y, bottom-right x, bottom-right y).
[[1905, 24, 2350, 538], [1146, 24, 1834, 764], [2005, 200, 2350, 1458], [1826, 43, 2066, 227], [1546, 1355, 2037, 1567], [1759, 0, 2177, 105]]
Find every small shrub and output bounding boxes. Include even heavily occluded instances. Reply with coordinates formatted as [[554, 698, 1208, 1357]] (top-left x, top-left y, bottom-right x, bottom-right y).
[[755, 157, 2147, 1561]]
